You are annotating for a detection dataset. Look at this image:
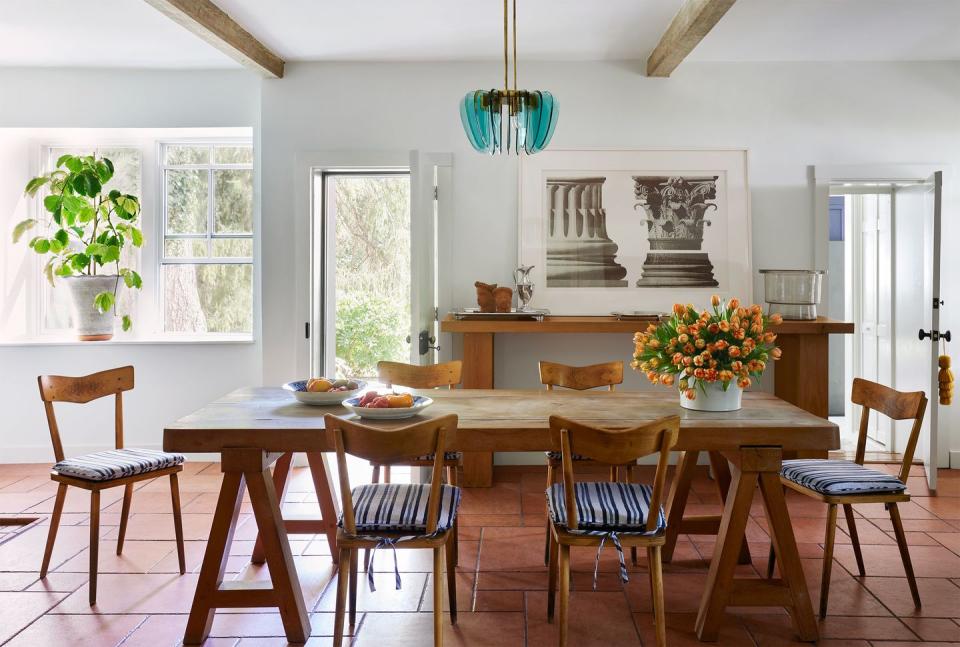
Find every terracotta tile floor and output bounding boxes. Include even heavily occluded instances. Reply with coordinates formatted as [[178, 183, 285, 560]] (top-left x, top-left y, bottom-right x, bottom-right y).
[[1, 461, 959, 646]]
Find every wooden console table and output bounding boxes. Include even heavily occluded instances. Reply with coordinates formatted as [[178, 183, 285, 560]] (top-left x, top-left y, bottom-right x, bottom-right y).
[[440, 314, 854, 486]]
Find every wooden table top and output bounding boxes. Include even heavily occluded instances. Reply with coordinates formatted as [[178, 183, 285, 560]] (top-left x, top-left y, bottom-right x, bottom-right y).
[[439, 314, 854, 335], [164, 388, 839, 455]]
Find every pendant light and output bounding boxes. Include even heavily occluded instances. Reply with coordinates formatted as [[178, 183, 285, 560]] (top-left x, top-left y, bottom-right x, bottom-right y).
[[460, 0, 558, 155]]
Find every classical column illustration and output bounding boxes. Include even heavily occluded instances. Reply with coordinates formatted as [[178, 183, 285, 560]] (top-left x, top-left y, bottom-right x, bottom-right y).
[[634, 175, 720, 287], [545, 177, 628, 287]]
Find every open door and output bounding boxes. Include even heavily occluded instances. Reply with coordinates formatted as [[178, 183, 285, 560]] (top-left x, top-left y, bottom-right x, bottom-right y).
[[408, 152, 450, 366], [892, 172, 943, 490]]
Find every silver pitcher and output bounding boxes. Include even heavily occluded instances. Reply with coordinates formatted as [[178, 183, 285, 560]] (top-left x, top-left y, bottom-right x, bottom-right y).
[[514, 265, 535, 312]]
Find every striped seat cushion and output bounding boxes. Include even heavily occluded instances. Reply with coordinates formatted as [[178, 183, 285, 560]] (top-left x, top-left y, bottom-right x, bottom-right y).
[[781, 459, 907, 495], [546, 482, 666, 534], [545, 451, 588, 462], [412, 451, 462, 463], [343, 483, 461, 534], [53, 448, 184, 482]]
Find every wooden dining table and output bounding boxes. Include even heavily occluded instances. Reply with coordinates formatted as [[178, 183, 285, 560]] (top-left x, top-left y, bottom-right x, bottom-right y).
[[164, 387, 839, 644]]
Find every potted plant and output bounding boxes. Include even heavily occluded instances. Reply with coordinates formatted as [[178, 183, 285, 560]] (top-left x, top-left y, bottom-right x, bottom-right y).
[[12, 153, 142, 340], [631, 295, 783, 411]]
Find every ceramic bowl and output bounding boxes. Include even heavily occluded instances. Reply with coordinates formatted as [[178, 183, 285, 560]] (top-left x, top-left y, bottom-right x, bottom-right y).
[[283, 379, 366, 406], [342, 395, 434, 420]]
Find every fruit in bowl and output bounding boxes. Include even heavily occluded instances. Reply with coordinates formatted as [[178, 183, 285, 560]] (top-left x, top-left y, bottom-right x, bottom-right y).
[[356, 391, 415, 408], [306, 378, 360, 393]]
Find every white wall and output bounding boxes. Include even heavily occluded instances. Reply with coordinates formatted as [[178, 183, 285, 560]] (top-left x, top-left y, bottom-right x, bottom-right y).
[[259, 61, 960, 464], [0, 69, 262, 460]]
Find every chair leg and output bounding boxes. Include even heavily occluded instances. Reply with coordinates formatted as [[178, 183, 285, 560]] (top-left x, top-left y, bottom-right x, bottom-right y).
[[889, 502, 921, 608], [547, 526, 558, 622], [365, 465, 380, 571], [89, 490, 101, 606], [348, 546, 358, 629], [544, 463, 554, 566], [371, 464, 380, 484], [40, 483, 67, 578], [384, 466, 391, 483], [333, 547, 351, 647], [843, 504, 866, 577], [648, 545, 667, 647], [448, 464, 459, 568], [116, 483, 134, 555], [433, 546, 444, 647], [766, 543, 776, 579], [558, 543, 570, 647], [446, 535, 458, 625], [819, 504, 838, 618], [170, 473, 186, 574]]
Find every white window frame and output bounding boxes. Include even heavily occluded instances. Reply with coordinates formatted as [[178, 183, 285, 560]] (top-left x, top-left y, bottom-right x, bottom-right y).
[[158, 139, 254, 336]]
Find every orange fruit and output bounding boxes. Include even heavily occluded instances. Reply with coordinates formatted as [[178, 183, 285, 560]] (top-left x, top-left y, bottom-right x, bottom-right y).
[[386, 393, 414, 408]]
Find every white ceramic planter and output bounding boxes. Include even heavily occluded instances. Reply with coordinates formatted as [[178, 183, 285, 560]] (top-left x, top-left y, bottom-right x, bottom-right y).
[[62, 275, 119, 341], [680, 380, 743, 412]]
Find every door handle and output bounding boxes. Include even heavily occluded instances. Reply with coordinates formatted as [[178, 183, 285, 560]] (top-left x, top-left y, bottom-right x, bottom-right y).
[[410, 330, 440, 355], [919, 329, 952, 342]]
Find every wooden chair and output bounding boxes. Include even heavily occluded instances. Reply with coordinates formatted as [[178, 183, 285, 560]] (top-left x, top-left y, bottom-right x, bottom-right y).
[[539, 360, 632, 563], [546, 414, 679, 647], [368, 360, 463, 566], [326, 413, 460, 647], [767, 377, 927, 617], [37, 366, 186, 605]]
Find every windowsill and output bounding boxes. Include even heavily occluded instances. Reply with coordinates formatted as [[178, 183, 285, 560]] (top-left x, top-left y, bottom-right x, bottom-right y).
[[0, 333, 255, 347]]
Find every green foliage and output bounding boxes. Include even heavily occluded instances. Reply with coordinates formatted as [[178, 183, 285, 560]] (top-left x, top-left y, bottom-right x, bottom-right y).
[[335, 291, 407, 378], [333, 176, 411, 378], [12, 153, 144, 330]]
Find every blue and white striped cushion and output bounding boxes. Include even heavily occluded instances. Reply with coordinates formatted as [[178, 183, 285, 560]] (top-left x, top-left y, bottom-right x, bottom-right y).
[[781, 459, 907, 495], [546, 482, 666, 534], [53, 448, 184, 481], [412, 451, 462, 462], [344, 483, 460, 534]]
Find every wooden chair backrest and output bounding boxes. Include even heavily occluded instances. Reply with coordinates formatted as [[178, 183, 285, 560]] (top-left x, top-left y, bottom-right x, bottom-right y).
[[549, 414, 679, 533], [324, 413, 458, 536], [851, 377, 927, 483], [539, 360, 623, 391], [377, 360, 462, 389], [37, 366, 135, 462]]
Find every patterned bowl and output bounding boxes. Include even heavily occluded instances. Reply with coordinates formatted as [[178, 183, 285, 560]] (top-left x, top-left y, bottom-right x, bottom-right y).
[[342, 395, 434, 420], [283, 379, 367, 406]]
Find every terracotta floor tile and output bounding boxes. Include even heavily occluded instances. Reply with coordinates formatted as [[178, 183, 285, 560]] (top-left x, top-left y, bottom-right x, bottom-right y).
[[861, 576, 960, 618], [356, 611, 524, 647], [833, 543, 960, 578], [458, 514, 524, 527], [0, 491, 56, 513], [120, 614, 239, 646], [871, 516, 957, 533], [54, 539, 176, 574], [314, 572, 427, 612], [0, 572, 39, 591], [460, 485, 522, 515], [107, 512, 214, 541], [817, 615, 915, 640], [526, 590, 641, 646], [930, 531, 960, 556], [633, 612, 754, 647], [900, 616, 960, 641], [475, 570, 547, 591], [3, 611, 145, 646], [24, 486, 124, 514], [233, 555, 336, 611], [855, 500, 937, 520], [624, 571, 706, 613], [742, 614, 871, 646], [25, 571, 90, 592], [475, 526, 544, 572], [0, 591, 69, 643], [914, 496, 960, 519], [51, 573, 201, 614], [798, 558, 890, 616], [0, 524, 88, 572]]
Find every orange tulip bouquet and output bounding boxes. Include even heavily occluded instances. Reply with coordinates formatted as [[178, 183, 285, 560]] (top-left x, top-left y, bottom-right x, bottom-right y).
[[631, 296, 783, 411]]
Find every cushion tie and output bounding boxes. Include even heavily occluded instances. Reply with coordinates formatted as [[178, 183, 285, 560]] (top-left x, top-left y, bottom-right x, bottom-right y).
[[593, 532, 629, 590], [365, 537, 403, 592]]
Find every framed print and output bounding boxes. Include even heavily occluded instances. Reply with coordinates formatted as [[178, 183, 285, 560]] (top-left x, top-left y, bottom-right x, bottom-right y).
[[518, 149, 752, 314]]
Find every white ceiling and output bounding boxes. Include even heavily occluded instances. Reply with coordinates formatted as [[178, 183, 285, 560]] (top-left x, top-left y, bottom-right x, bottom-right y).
[[1, 0, 959, 69]]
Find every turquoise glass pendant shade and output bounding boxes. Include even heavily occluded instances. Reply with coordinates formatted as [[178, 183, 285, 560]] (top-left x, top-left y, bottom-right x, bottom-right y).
[[460, 89, 557, 155]]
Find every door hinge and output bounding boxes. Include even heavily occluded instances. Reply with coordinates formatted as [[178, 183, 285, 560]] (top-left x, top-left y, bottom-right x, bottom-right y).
[[934, 298, 944, 309], [433, 186, 438, 200], [305, 322, 310, 339], [434, 306, 439, 321]]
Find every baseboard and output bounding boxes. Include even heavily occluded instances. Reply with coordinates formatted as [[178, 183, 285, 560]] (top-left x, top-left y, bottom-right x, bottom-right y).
[[0, 444, 218, 464], [950, 450, 960, 469]]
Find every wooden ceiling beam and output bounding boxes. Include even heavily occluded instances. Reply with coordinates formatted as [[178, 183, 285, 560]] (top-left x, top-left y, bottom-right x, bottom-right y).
[[143, 0, 284, 78], [646, 0, 736, 77]]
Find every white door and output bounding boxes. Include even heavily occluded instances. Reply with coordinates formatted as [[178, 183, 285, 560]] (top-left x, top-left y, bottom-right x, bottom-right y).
[[892, 172, 943, 490], [408, 152, 449, 366]]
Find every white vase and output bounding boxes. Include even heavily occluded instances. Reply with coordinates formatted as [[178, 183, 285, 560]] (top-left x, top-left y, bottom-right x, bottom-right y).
[[680, 380, 743, 412], [62, 275, 119, 341]]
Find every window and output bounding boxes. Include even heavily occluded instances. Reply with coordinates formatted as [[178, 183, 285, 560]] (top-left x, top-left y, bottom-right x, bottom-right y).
[[160, 143, 253, 334], [42, 145, 143, 332]]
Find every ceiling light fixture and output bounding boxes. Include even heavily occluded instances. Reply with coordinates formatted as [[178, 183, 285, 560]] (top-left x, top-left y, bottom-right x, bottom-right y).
[[460, 0, 558, 155]]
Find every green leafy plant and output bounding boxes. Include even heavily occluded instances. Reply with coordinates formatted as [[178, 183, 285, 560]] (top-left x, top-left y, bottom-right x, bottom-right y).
[[12, 154, 143, 331]]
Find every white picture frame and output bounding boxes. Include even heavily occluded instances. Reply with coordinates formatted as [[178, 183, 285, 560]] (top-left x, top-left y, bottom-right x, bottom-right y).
[[518, 148, 752, 315]]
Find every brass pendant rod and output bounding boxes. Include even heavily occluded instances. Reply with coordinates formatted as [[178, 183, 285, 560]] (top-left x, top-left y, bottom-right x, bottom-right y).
[[503, 0, 509, 95], [512, 0, 518, 93]]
